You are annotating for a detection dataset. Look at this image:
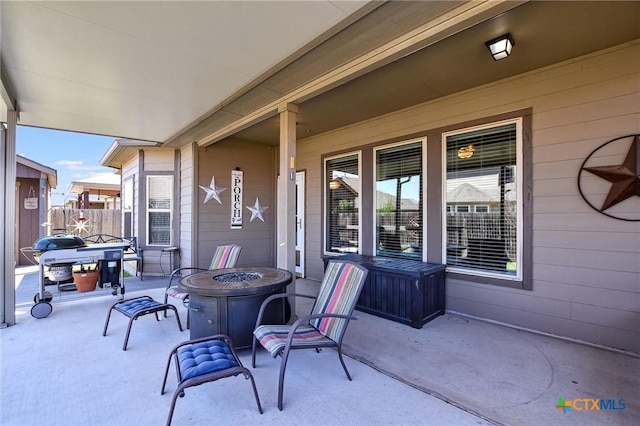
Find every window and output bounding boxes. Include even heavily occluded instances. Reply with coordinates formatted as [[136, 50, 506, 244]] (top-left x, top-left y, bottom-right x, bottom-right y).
[[375, 140, 423, 260], [147, 175, 172, 245], [443, 120, 522, 279], [325, 153, 360, 254], [122, 178, 133, 237]]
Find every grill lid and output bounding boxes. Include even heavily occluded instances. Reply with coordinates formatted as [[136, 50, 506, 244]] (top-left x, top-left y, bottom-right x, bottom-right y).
[[33, 234, 87, 252]]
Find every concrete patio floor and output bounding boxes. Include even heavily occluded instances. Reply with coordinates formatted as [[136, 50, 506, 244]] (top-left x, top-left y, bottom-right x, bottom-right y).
[[1, 268, 638, 425]]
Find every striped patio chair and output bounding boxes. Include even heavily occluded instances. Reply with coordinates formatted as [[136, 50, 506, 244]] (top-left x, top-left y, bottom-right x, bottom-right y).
[[252, 259, 368, 410], [164, 244, 241, 327]]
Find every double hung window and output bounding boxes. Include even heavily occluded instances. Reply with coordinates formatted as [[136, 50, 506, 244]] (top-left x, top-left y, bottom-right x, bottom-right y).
[[443, 119, 522, 279], [122, 178, 133, 237], [325, 153, 360, 254], [147, 175, 172, 246], [375, 140, 424, 260]]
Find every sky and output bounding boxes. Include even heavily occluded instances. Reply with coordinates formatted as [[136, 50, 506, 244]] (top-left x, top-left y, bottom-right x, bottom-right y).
[[16, 126, 117, 206]]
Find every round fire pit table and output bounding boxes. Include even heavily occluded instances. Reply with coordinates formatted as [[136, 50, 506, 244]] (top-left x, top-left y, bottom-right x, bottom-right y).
[[179, 267, 293, 349]]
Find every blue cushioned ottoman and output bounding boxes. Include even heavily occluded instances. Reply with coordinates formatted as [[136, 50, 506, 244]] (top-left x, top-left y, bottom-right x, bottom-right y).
[[103, 295, 183, 351], [161, 334, 263, 426]]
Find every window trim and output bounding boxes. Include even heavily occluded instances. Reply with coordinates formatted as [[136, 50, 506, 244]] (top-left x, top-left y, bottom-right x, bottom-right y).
[[441, 117, 525, 284], [372, 137, 427, 261], [323, 151, 362, 256], [146, 174, 173, 246]]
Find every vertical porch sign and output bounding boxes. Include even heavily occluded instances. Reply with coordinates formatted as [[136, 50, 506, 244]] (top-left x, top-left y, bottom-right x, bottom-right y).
[[231, 170, 243, 229]]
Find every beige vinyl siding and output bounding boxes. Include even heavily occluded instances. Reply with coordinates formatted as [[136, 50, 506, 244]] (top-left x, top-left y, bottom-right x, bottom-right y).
[[297, 41, 640, 353], [195, 139, 276, 269], [179, 143, 195, 268], [121, 158, 139, 238], [143, 149, 174, 171]]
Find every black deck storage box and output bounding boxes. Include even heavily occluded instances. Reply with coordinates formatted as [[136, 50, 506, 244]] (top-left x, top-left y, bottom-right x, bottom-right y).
[[323, 255, 445, 329]]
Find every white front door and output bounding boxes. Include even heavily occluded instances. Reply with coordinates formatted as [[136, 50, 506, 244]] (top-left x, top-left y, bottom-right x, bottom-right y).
[[295, 171, 305, 277]]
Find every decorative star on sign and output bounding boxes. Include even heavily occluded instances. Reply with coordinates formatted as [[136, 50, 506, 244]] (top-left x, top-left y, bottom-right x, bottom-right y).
[[199, 177, 226, 204], [246, 197, 268, 222], [584, 135, 640, 211]]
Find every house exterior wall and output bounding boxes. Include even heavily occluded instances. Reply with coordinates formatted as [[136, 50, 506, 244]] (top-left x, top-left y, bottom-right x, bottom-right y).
[[121, 156, 139, 238], [119, 149, 180, 276], [140, 149, 180, 275], [195, 139, 277, 269], [297, 41, 640, 353], [179, 143, 196, 269], [143, 149, 174, 171]]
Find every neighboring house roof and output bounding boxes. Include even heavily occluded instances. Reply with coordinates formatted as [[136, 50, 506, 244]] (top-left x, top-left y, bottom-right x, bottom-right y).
[[447, 175, 516, 204], [69, 172, 120, 197], [376, 190, 419, 210], [339, 176, 419, 210], [448, 183, 493, 204], [16, 155, 57, 188]]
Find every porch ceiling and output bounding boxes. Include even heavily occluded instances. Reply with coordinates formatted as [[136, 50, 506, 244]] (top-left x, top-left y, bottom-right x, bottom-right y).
[[230, 0, 640, 145], [0, 0, 373, 141], [1, 1, 639, 148]]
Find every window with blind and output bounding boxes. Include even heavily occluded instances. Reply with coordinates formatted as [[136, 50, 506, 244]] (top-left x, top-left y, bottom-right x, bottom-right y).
[[443, 120, 521, 279], [122, 177, 133, 237], [147, 175, 172, 245], [375, 140, 423, 260], [325, 153, 360, 254]]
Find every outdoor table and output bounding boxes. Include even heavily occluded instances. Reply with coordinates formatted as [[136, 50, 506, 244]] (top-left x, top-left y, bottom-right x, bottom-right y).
[[179, 267, 293, 349]]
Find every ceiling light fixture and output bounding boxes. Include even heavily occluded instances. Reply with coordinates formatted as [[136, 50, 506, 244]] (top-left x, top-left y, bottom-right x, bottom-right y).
[[486, 33, 514, 61]]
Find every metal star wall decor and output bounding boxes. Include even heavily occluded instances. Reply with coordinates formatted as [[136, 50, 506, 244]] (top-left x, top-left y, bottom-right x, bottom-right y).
[[246, 197, 268, 222], [578, 134, 640, 221], [583, 135, 639, 210], [199, 176, 226, 204]]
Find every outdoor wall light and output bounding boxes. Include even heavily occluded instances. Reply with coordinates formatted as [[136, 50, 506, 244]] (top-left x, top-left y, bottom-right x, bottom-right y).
[[486, 33, 514, 61], [329, 180, 341, 190], [458, 144, 475, 159]]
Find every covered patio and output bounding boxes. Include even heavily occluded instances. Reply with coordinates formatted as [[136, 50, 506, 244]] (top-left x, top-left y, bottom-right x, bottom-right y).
[[2, 3, 639, 424], [2, 268, 638, 425]]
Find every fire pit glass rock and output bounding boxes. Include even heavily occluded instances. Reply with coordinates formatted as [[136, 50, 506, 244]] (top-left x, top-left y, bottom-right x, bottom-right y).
[[213, 272, 262, 282]]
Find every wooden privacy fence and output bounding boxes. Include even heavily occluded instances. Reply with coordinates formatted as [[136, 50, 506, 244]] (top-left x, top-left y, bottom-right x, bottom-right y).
[[50, 208, 121, 237], [446, 212, 517, 259]]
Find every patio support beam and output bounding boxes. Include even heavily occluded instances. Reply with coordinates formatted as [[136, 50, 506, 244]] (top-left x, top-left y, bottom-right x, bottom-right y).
[[276, 103, 297, 280], [1, 109, 18, 327]]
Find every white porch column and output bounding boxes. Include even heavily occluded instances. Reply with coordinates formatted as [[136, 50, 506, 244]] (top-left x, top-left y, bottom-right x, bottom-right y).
[[276, 103, 297, 275], [1, 109, 18, 327]]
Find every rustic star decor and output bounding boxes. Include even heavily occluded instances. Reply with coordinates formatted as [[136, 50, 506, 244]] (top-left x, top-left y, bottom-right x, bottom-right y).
[[199, 177, 226, 204], [70, 218, 90, 233], [246, 197, 268, 222], [583, 135, 640, 211]]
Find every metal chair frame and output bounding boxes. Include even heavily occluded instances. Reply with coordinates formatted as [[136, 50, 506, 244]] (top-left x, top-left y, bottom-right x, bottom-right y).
[[251, 260, 368, 410]]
